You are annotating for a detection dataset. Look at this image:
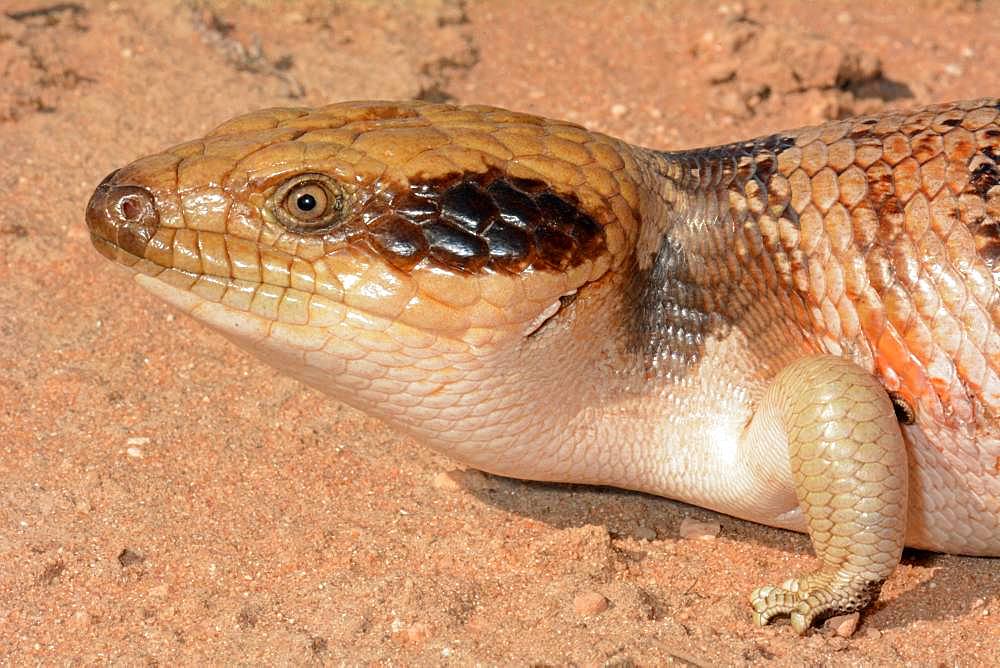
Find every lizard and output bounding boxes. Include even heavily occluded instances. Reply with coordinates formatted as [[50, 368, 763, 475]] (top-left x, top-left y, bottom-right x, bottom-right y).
[[85, 98, 1000, 633]]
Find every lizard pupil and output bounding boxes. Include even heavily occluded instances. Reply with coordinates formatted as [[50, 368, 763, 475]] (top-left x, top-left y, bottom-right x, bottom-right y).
[[296, 193, 317, 212]]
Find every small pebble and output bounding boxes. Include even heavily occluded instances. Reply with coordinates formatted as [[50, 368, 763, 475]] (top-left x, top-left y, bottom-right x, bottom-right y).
[[432, 468, 493, 491], [118, 548, 145, 568], [824, 612, 860, 638], [679, 518, 720, 540], [705, 63, 736, 84], [610, 103, 628, 118], [126, 447, 143, 459], [432, 470, 463, 492], [459, 469, 492, 490], [718, 3, 746, 18], [711, 90, 748, 117], [574, 590, 609, 616], [126, 436, 150, 446]]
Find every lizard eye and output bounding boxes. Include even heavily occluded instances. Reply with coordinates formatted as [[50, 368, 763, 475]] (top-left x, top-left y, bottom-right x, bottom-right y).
[[270, 173, 347, 233]]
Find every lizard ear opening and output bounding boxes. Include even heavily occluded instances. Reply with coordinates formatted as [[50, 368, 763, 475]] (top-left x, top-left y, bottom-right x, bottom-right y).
[[889, 392, 916, 425]]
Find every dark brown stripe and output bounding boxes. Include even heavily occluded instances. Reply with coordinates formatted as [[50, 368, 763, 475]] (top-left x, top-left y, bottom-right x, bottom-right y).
[[357, 168, 607, 274]]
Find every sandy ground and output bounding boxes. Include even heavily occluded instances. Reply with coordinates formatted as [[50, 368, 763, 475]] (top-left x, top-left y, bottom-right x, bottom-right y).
[[1, 0, 999, 664]]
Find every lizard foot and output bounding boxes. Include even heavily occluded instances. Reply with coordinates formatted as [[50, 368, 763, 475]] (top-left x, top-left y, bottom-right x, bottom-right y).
[[745, 356, 908, 634], [750, 570, 882, 634]]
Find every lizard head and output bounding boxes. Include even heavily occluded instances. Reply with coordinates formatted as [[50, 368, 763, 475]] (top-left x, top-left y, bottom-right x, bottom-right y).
[[85, 101, 644, 471]]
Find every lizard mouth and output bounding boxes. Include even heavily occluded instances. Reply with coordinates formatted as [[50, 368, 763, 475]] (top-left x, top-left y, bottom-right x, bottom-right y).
[[84, 167, 319, 321], [83, 169, 447, 339]]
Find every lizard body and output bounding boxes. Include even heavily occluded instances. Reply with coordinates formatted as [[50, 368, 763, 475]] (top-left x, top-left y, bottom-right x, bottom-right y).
[[86, 99, 1000, 631]]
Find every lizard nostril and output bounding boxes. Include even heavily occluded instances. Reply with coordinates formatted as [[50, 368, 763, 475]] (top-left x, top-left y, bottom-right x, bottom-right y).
[[119, 192, 150, 221], [86, 174, 160, 258]]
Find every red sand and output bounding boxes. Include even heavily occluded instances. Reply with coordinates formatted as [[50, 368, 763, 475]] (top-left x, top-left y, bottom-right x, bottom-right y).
[[1, 1, 998, 664]]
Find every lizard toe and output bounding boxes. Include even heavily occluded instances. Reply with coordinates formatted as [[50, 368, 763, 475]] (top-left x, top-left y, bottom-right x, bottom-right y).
[[750, 570, 883, 634]]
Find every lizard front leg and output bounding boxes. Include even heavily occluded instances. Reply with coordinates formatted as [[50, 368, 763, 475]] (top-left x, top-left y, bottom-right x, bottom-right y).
[[746, 355, 909, 633]]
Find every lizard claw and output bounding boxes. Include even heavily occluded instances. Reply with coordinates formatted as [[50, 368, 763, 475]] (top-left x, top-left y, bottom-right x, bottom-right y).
[[750, 571, 881, 634], [750, 580, 815, 634]]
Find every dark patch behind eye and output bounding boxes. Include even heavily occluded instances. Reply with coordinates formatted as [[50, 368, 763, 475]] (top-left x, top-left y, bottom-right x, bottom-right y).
[[368, 214, 429, 271], [357, 167, 607, 274], [440, 182, 499, 234], [392, 193, 439, 219], [483, 221, 532, 271], [422, 220, 490, 271], [487, 180, 542, 229]]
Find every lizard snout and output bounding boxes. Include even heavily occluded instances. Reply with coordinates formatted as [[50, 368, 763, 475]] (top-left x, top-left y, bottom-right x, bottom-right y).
[[86, 169, 159, 259]]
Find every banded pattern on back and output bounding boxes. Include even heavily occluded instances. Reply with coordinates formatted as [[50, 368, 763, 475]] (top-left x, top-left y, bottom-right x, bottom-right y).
[[653, 98, 1000, 430]]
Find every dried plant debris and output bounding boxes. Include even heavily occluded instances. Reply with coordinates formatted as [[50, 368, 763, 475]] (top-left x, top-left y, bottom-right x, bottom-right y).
[[416, 0, 479, 102], [0, 3, 93, 122], [117, 548, 145, 568], [188, 1, 304, 99]]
